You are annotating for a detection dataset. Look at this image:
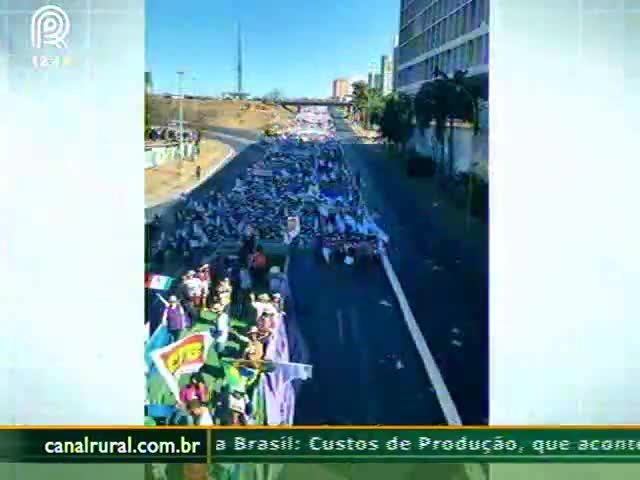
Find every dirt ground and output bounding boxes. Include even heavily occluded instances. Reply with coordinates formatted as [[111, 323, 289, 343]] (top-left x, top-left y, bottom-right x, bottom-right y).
[[148, 96, 295, 131], [145, 139, 231, 207]]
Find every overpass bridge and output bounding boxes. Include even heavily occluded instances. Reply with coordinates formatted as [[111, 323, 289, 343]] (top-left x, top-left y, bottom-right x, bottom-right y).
[[258, 98, 354, 114]]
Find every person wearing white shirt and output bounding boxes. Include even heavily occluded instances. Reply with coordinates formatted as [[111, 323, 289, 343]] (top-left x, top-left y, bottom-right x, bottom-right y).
[[184, 272, 203, 307], [249, 293, 278, 318], [213, 304, 229, 353], [187, 399, 214, 426]]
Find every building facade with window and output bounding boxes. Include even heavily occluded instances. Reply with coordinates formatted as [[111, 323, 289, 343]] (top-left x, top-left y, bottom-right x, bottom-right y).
[[396, 0, 489, 95], [380, 55, 393, 95], [332, 78, 351, 98], [392, 35, 400, 92]]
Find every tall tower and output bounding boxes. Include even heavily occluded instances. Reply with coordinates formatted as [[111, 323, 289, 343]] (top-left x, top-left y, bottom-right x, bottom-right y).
[[237, 23, 243, 95]]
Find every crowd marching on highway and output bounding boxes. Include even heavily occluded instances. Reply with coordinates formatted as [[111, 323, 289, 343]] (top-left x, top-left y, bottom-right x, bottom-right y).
[[148, 108, 389, 270], [144, 106, 390, 428]]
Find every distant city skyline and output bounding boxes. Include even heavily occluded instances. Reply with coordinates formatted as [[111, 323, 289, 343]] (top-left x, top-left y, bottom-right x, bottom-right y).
[[146, 0, 400, 98]]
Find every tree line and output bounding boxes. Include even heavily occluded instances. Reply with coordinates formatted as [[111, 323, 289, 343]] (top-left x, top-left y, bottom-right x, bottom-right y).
[[350, 70, 488, 224], [350, 69, 484, 179]]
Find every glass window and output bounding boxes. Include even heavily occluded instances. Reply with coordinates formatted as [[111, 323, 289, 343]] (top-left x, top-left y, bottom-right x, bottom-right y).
[[463, 4, 470, 33], [474, 37, 481, 65], [451, 11, 457, 38], [480, 0, 488, 24], [445, 16, 451, 43], [465, 40, 473, 65], [470, 0, 477, 29], [482, 33, 489, 64]]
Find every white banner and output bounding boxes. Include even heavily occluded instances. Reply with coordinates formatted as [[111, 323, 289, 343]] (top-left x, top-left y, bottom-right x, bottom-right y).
[[284, 216, 301, 245], [251, 168, 273, 177]]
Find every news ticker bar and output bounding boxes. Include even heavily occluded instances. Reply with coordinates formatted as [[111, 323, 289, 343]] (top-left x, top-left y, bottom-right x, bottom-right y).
[[4, 428, 640, 463]]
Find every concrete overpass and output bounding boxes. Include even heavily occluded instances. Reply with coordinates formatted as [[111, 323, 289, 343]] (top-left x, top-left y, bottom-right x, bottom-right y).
[[258, 98, 354, 114]]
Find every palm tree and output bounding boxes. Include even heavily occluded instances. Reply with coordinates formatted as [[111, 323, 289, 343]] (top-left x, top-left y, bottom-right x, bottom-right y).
[[379, 93, 414, 153], [351, 81, 369, 125], [431, 67, 481, 178], [368, 89, 386, 128]]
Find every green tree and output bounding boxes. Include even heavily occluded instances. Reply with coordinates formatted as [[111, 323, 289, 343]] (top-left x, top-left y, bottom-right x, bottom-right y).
[[414, 68, 479, 178], [351, 81, 370, 125], [264, 89, 284, 102], [415, 79, 452, 176], [144, 92, 152, 134], [368, 89, 386, 127], [379, 93, 414, 152]]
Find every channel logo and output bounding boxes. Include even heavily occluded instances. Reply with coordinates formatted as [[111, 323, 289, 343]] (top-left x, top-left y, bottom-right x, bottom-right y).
[[30, 5, 73, 69], [31, 5, 70, 49]]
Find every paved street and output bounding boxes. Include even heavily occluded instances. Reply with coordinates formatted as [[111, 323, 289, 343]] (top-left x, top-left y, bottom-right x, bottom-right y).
[[147, 118, 486, 426], [289, 250, 445, 425], [333, 116, 489, 424]]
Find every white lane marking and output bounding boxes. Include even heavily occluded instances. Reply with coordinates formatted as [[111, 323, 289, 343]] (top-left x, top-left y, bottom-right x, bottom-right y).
[[381, 254, 488, 480], [380, 253, 462, 424], [337, 309, 344, 345]]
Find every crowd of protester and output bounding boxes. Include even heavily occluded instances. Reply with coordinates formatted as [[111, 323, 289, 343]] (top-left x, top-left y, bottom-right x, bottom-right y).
[[151, 246, 288, 426], [146, 106, 390, 428], [148, 108, 389, 271]]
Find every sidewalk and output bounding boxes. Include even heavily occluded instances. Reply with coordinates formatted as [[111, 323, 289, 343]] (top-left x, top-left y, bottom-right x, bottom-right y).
[[381, 145, 488, 270], [350, 122, 379, 143], [145, 139, 232, 208]]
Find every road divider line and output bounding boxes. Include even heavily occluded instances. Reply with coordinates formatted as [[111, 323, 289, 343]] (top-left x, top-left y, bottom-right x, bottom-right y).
[[380, 254, 487, 480], [380, 253, 462, 425]]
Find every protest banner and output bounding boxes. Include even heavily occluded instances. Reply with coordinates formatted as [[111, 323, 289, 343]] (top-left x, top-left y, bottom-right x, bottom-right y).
[[285, 216, 301, 244], [150, 332, 214, 400], [250, 168, 273, 177], [144, 273, 175, 291]]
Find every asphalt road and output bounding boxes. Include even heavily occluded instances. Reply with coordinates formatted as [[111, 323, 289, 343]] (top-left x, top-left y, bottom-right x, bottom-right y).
[[146, 119, 486, 425], [332, 116, 489, 424], [206, 126, 262, 142], [145, 128, 261, 221], [289, 251, 445, 425]]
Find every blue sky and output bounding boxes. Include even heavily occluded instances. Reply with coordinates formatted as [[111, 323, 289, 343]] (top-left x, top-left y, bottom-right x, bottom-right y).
[[146, 0, 399, 98]]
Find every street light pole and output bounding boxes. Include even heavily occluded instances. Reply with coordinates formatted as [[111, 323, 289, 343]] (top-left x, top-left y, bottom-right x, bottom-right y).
[[177, 71, 185, 158]]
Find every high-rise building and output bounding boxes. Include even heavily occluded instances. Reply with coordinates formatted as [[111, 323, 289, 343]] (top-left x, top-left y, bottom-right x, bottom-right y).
[[374, 73, 383, 91], [332, 78, 351, 98], [367, 71, 376, 89], [380, 55, 393, 95], [392, 35, 400, 92], [396, 0, 489, 95]]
